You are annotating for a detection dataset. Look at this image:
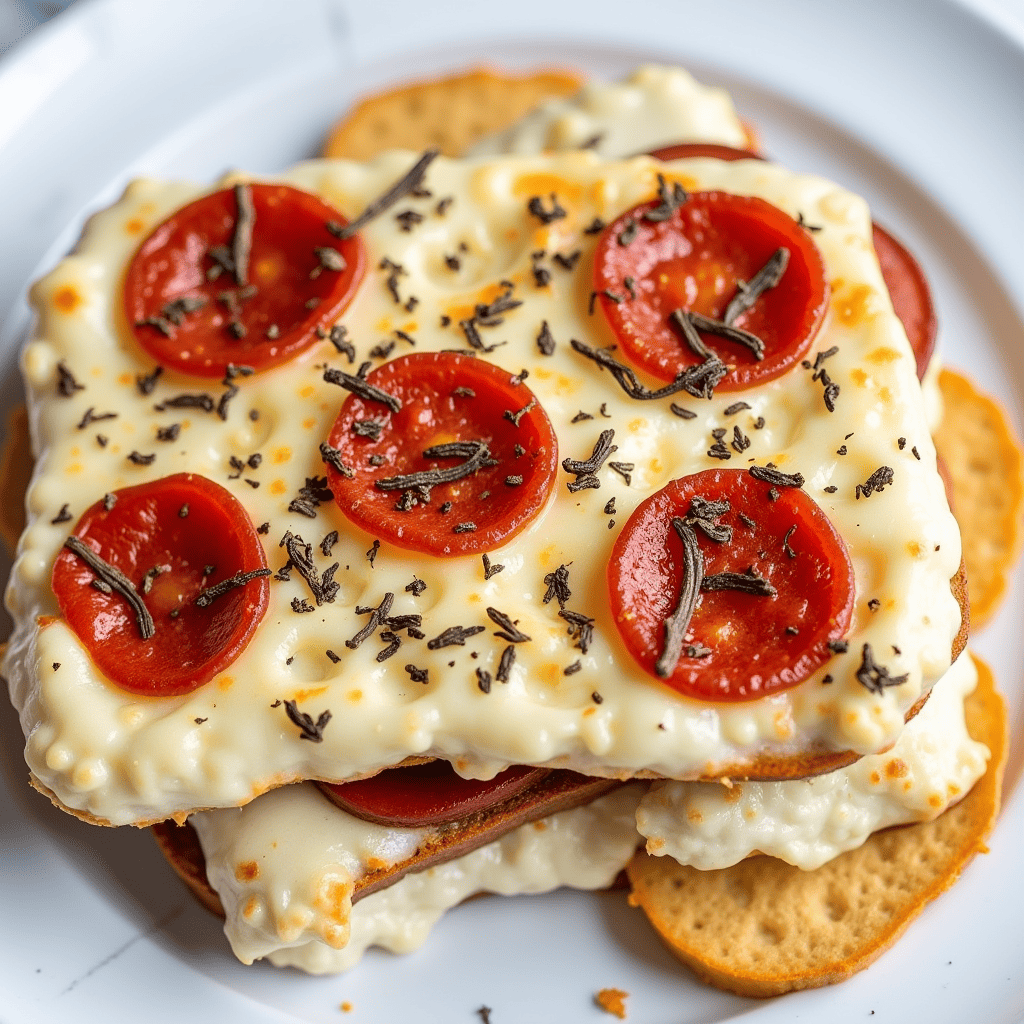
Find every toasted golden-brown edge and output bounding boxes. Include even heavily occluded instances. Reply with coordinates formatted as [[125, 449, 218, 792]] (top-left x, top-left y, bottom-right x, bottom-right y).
[[625, 652, 1006, 997], [322, 67, 582, 160], [935, 368, 1024, 628]]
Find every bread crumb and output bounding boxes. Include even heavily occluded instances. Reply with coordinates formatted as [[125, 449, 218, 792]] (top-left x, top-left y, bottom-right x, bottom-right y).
[[340, 1001, 352, 1013], [595, 988, 629, 1018]]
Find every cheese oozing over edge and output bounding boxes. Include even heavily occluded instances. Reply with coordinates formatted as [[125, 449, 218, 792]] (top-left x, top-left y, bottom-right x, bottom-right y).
[[4, 147, 962, 825], [467, 64, 748, 158], [636, 650, 988, 870], [191, 650, 984, 972], [190, 783, 645, 972]]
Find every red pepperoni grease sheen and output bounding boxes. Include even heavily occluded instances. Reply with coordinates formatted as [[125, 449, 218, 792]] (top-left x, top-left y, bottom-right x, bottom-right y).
[[327, 352, 558, 556], [51, 474, 269, 696], [648, 143, 937, 381], [608, 468, 854, 701], [124, 183, 365, 377], [319, 762, 549, 828]]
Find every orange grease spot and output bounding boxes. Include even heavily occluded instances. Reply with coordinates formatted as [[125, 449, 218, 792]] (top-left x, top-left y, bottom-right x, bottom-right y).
[[835, 284, 876, 325], [293, 686, 328, 703], [53, 286, 82, 313], [235, 861, 259, 882], [512, 172, 583, 202], [269, 479, 287, 495], [867, 346, 902, 364]]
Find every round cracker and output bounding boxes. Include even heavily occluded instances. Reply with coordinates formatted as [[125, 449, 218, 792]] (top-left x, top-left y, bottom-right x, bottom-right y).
[[934, 368, 1024, 628], [625, 653, 1007, 998], [323, 67, 582, 160]]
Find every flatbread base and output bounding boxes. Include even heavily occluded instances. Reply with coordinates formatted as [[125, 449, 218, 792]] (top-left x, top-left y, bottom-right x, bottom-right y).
[[624, 653, 1006, 998]]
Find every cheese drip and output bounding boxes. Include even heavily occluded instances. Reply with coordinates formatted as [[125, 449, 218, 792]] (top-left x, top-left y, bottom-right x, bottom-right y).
[[192, 783, 645, 972], [637, 651, 988, 870]]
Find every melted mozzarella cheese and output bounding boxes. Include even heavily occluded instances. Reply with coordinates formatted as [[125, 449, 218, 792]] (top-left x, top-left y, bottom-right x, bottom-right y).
[[191, 783, 645, 972], [637, 651, 988, 869], [467, 64, 748, 158], [4, 148, 963, 825]]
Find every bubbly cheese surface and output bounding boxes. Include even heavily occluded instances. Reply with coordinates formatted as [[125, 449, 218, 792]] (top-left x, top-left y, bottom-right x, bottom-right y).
[[467, 64, 748, 158], [4, 148, 962, 825], [636, 650, 988, 869], [191, 783, 645, 972]]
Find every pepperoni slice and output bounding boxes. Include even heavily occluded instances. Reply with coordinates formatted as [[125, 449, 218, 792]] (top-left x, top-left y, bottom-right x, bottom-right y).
[[608, 468, 854, 702], [646, 147, 938, 381], [318, 762, 549, 828], [648, 143, 762, 162], [124, 183, 365, 378], [51, 474, 269, 696], [326, 352, 558, 556], [872, 223, 937, 381], [594, 190, 829, 392]]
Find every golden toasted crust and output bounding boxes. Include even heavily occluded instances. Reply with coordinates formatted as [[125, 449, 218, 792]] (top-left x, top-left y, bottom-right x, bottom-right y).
[[322, 68, 582, 160], [625, 653, 1007, 997], [935, 368, 1024, 628]]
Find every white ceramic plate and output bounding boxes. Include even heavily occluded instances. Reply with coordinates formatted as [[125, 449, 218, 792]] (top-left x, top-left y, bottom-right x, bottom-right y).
[[3, 1, 1024, 1021]]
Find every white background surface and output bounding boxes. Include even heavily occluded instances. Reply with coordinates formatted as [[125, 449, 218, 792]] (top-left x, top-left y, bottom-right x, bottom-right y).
[[2, 1, 1024, 1022]]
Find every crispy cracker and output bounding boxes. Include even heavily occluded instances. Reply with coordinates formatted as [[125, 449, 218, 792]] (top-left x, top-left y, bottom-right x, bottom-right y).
[[625, 653, 1006, 998], [323, 67, 582, 161], [0, 404, 30, 554], [935, 369, 1024, 628]]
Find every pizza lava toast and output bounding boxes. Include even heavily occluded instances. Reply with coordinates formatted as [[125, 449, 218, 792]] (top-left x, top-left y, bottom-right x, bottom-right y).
[[149, 85, 998, 975], [0, 62, 1007, 987], [3, 142, 967, 831]]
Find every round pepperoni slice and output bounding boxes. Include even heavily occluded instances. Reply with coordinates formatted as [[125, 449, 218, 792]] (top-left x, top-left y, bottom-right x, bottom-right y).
[[326, 352, 558, 556], [51, 474, 270, 696], [594, 190, 829, 392], [318, 762, 549, 828], [648, 142, 763, 162], [872, 223, 937, 381], [124, 183, 366, 378], [608, 467, 854, 702], [646, 147, 938, 382]]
